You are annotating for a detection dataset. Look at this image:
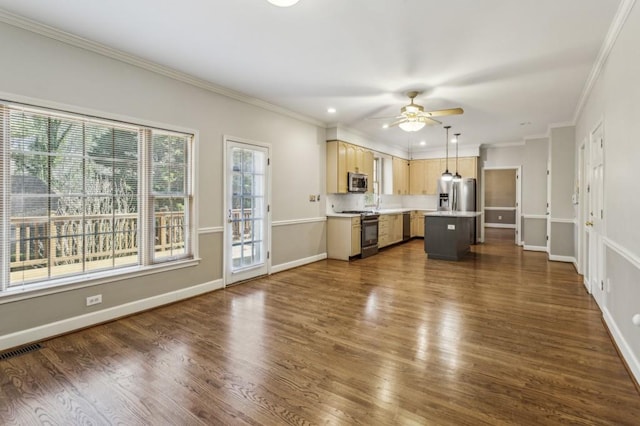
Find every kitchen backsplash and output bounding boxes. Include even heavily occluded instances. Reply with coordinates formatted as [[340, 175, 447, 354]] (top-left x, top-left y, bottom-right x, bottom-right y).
[[326, 193, 436, 214]]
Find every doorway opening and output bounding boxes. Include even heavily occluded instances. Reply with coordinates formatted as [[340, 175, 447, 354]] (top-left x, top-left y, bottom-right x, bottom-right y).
[[481, 167, 522, 245]]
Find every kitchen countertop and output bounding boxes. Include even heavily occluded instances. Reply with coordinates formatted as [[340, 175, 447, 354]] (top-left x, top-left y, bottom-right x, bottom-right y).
[[424, 211, 482, 217], [327, 208, 437, 218]]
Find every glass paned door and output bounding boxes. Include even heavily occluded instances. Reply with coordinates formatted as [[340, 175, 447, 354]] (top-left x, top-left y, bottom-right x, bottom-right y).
[[226, 140, 269, 284]]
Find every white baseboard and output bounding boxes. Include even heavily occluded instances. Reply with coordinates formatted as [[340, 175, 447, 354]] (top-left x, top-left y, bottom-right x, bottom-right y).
[[484, 223, 516, 229], [0, 279, 224, 351], [523, 245, 547, 252], [548, 255, 576, 263], [603, 307, 640, 387], [271, 253, 327, 274]]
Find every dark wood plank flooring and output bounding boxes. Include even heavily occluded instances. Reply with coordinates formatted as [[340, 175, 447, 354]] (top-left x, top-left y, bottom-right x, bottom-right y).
[[1, 229, 639, 425]]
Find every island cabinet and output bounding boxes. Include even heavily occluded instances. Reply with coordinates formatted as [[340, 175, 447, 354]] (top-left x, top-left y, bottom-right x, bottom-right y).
[[379, 213, 403, 248], [423, 212, 481, 260], [327, 140, 374, 194], [327, 216, 361, 260], [410, 211, 425, 237], [392, 157, 410, 195]]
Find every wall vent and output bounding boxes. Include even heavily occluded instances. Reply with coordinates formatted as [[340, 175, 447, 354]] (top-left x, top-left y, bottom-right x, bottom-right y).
[[0, 343, 43, 361]]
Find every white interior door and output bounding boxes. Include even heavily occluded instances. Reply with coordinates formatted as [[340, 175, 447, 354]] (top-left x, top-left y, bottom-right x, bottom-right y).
[[588, 125, 605, 308], [225, 139, 270, 285], [580, 142, 590, 290]]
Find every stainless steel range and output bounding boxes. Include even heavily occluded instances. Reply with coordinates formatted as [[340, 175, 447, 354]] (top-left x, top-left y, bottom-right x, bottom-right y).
[[341, 211, 379, 258]]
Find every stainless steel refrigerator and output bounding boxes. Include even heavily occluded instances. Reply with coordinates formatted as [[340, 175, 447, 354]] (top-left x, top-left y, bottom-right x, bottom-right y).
[[437, 177, 477, 243]]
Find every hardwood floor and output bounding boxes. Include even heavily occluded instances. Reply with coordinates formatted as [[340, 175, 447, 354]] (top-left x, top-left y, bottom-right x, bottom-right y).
[[1, 229, 639, 425]]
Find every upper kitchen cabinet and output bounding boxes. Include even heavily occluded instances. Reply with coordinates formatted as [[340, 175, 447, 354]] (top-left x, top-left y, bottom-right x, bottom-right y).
[[392, 157, 409, 195], [440, 156, 478, 180], [456, 157, 478, 179], [326, 140, 374, 194], [410, 159, 442, 195], [409, 160, 425, 195]]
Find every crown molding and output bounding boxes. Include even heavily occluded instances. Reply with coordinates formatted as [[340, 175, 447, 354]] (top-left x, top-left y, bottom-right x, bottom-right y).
[[0, 9, 326, 128], [548, 121, 575, 129], [573, 0, 637, 123], [481, 141, 525, 148]]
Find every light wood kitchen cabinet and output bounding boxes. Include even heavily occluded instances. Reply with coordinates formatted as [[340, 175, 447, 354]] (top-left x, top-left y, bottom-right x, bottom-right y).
[[441, 156, 477, 179], [456, 156, 477, 179], [411, 211, 425, 237], [326, 140, 374, 194], [327, 216, 361, 260], [392, 157, 409, 195], [409, 160, 426, 195], [391, 214, 403, 243], [351, 217, 361, 257], [409, 156, 478, 196], [378, 215, 390, 248], [424, 159, 443, 195], [379, 213, 403, 248]]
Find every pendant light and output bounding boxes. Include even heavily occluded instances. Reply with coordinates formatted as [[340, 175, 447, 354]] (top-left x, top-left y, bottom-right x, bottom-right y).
[[441, 126, 453, 181], [453, 133, 462, 182]]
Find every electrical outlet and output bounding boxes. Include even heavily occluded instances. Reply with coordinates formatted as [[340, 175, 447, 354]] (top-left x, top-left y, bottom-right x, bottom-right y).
[[498, 215, 502, 220], [447, 224, 456, 230], [607, 278, 611, 293], [86, 294, 102, 306]]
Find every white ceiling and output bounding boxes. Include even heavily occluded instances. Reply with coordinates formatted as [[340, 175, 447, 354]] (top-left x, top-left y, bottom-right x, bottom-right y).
[[0, 0, 621, 151]]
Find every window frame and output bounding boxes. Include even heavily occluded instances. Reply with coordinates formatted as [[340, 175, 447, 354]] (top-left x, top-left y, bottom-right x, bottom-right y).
[[0, 98, 199, 300]]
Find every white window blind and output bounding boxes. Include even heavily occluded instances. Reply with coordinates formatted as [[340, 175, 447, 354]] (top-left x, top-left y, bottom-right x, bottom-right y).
[[0, 102, 194, 292]]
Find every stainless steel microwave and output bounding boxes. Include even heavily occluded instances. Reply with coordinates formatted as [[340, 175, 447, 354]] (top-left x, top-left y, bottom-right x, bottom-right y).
[[348, 172, 368, 192]]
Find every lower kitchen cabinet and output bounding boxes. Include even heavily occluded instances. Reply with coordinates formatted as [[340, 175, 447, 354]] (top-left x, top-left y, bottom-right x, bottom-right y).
[[351, 218, 361, 256], [411, 211, 425, 237], [327, 216, 360, 260], [379, 213, 403, 248]]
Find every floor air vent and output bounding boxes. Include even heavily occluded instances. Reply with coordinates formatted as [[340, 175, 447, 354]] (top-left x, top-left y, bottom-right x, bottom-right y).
[[0, 343, 43, 361]]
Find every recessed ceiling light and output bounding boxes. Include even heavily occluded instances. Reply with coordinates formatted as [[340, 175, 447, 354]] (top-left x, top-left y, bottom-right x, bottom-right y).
[[419, 141, 426, 146], [382, 124, 389, 129], [267, 0, 300, 6], [327, 107, 336, 113]]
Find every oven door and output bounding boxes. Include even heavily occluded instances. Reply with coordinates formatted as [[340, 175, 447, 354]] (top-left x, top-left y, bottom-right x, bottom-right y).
[[361, 216, 379, 258]]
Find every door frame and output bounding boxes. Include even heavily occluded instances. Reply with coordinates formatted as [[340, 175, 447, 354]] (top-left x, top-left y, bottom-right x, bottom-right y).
[[480, 166, 522, 245], [223, 135, 272, 287]]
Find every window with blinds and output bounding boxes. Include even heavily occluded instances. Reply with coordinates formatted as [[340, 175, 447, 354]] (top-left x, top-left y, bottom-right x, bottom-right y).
[[0, 102, 194, 292]]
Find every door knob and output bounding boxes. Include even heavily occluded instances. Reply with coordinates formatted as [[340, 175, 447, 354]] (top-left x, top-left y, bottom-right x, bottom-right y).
[[585, 221, 593, 227]]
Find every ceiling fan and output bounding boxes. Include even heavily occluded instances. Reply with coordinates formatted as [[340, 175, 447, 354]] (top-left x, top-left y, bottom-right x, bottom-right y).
[[373, 91, 464, 132]]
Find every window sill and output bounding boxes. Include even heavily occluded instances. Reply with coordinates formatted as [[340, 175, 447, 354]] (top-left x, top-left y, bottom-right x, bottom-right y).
[[0, 258, 201, 305]]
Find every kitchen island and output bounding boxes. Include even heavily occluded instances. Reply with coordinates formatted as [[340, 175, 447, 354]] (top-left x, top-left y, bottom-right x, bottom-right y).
[[424, 211, 482, 261]]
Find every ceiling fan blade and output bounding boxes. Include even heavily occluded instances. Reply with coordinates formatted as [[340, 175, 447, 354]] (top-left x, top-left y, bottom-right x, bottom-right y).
[[419, 116, 442, 125], [389, 118, 407, 127], [424, 107, 464, 117]]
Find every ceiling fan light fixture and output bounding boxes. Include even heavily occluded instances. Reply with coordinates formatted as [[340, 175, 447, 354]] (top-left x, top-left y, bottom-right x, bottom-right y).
[[267, 0, 300, 7], [399, 120, 426, 132]]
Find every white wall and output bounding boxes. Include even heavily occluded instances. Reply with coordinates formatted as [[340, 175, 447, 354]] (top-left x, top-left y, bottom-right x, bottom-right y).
[[575, 1, 640, 384], [480, 145, 524, 168], [522, 138, 549, 216]]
